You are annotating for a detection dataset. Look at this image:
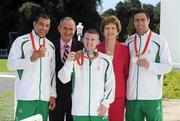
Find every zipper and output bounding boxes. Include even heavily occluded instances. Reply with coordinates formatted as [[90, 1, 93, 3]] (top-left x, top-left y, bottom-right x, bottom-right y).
[[88, 58, 92, 116], [39, 37, 42, 100], [136, 35, 142, 100]]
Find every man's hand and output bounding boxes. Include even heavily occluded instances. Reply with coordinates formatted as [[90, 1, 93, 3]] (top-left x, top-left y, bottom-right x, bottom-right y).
[[67, 51, 76, 61], [75, 50, 83, 60], [30, 50, 41, 62], [97, 104, 107, 117], [39, 46, 47, 57], [136, 58, 149, 69], [49, 97, 56, 111]]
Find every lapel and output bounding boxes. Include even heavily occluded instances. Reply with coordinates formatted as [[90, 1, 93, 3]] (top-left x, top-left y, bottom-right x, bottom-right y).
[[71, 39, 77, 51], [114, 42, 123, 62], [113, 42, 118, 62], [57, 38, 77, 66], [55, 38, 63, 67], [101, 42, 119, 62]]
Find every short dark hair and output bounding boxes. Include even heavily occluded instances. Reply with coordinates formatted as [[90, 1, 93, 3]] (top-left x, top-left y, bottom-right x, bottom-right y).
[[132, 9, 150, 20], [34, 13, 50, 22]]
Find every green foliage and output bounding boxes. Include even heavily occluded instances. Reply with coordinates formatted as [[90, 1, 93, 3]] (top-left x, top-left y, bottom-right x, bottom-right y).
[[101, 0, 160, 42], [0, 0, 19, 48], [61, 0, 102, 33], [163, 69, 180, 99], [101, 9, 116, 19], [0, 0, 103, 48], [126, 19, 134, 35], [19, 2, 41, 19], [0, 92, 13, 99], [0, 59, 9, 72], [17, 2, 43, 35]]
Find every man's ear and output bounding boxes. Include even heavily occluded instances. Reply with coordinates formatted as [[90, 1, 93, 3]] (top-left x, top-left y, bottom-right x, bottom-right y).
[[82, 37, 85, 44], [147, 18, 150, 25], [33, 21, 36, 28], [58, 24, 61, 32], [97, 39, 100, 45]]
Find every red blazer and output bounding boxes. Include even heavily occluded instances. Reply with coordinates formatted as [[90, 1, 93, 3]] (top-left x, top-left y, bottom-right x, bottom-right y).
[[97, 42, 130, 98]]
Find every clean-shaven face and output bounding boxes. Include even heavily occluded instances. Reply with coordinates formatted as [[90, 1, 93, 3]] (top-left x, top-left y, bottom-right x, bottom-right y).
[[58, 19, 76, 43], [133, 13, 150, 35], [33, 17, 51, 37], [83, 33, 99, 53], [103, 23, 119, 41]]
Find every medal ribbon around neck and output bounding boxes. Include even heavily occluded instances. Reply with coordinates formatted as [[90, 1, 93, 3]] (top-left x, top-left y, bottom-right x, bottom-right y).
[[134, 31, 152, 57], [30, 32, 45, 51], [77, 52, 84, 65], [77, 51, 99, 65]]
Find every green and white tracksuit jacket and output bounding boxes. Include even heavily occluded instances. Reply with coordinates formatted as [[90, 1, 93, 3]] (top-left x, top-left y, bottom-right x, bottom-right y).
[[7, 30, 56, 101], [125, 30, 172, 100], [58, 51, 115, 116]]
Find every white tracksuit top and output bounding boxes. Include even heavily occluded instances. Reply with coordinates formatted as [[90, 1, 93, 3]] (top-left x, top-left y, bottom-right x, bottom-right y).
[[125, 30, 172, 100], [58, 51, 115, 116], [7, 30, 56, 101]]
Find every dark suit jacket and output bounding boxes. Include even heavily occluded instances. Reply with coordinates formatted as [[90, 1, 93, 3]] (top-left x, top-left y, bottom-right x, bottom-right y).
[[54, 38, 84, 98]]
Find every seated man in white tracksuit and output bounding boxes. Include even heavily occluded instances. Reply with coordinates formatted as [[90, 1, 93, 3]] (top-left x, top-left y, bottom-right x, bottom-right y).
[[58, 29, 115, 121]]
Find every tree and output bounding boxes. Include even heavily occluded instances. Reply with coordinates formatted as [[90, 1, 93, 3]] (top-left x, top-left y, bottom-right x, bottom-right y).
[[101, 9, 116, 19], [61, 0, 102, 33], [17, 2, 42, 35], [0, 0, 103, 48], [0, 0, 20, 48], [153, 2, 160, 34], [101, 0, 160, 42]]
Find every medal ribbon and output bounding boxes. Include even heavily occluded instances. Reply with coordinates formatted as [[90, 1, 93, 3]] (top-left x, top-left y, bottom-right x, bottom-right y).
[[77, 51, 99, 65], [77, 52, 84, 65], [134, 31, 152, 57], [30, 32, 45, 51]]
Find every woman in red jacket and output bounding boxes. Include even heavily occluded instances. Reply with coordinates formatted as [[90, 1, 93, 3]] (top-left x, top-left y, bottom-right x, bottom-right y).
[[97, 16, 130, 121]]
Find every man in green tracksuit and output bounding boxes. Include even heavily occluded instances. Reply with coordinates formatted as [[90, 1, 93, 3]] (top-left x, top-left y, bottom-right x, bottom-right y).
[[125, 9, 172, 121], [58, 29, 115, 121], [7, 13, 56, 121]]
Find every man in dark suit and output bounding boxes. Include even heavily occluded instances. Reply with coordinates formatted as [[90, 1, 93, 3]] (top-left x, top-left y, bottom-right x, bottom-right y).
[[49, 17, 84, 121]]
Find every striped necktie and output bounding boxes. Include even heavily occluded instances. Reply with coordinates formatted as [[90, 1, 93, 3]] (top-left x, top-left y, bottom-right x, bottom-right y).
[[62, 44, 70, 63]]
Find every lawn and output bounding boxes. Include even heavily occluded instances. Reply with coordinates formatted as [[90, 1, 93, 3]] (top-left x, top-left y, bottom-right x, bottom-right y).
[[163, 69, 180, 99], [0, 92, 14, 121], [0, 59, 9, 72]]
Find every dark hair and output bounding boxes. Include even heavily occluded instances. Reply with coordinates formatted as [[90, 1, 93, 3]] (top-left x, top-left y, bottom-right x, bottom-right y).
[[84, 29, 99, 35], [132, 9, 150, 20], [34, 13, 50, 22], [100, 15, 121, 34]]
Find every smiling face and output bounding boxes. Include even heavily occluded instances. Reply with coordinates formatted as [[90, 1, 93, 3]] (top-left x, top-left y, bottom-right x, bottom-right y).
[[133, 12, 150, 35], [58, 19, 76, 43], [83, 32, 99, 53], [33, 17, 51, 37], [103, 23, 119, 41]]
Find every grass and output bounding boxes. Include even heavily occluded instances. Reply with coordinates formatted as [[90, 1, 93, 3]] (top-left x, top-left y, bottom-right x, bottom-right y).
[[0, 92, 14, 121], [0, 59, 9, 72], [163, 69, 180, 99]]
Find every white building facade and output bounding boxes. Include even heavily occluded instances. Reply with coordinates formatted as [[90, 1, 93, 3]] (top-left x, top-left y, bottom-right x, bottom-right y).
[[160, 0, 180, 68]]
